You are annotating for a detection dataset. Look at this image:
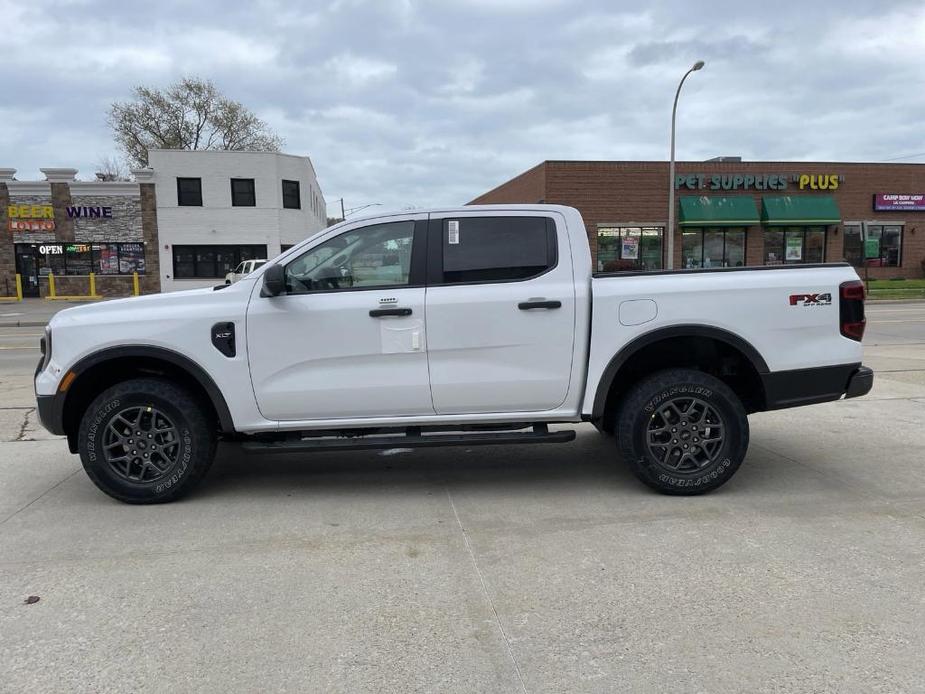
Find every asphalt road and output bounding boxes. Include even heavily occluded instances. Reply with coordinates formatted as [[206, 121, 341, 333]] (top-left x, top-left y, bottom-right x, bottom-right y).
[[1, 302, 924, 693]]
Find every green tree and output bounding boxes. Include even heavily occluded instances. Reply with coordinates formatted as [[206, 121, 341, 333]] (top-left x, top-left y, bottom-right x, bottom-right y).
[[108, 76, 283, 167]]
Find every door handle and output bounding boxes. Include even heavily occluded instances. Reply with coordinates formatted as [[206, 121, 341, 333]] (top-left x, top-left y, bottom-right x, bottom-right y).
[[369, 307, 413, 317], [518, 300, 561, 310]]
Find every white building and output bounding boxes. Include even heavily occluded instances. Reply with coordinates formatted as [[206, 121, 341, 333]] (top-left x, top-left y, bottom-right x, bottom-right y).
[[148, 149, 327, 292]]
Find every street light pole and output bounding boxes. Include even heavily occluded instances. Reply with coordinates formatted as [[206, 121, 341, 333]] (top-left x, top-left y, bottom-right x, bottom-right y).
[[666, 60, 705, 270]]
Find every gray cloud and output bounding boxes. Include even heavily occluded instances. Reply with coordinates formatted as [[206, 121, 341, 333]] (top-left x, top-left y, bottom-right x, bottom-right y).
[[3, 0, 923, 211]]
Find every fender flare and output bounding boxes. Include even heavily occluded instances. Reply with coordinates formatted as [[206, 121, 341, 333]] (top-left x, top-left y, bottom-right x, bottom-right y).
[[590, 324, 770, 420], [63, 345, 236, 433]]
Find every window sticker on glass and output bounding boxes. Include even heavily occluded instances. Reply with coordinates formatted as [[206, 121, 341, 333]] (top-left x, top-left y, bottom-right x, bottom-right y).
[[448, 220, 460, 245]]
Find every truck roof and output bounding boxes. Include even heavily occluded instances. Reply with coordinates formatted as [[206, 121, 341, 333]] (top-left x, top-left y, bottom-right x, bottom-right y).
[[339, 203, 577, 227]]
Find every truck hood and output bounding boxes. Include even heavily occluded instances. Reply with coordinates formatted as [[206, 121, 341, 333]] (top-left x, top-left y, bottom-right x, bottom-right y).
[[49, 280, 254, 330]]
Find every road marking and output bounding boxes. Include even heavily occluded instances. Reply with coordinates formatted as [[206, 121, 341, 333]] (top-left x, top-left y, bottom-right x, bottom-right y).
[[869, 319, 925, 324]]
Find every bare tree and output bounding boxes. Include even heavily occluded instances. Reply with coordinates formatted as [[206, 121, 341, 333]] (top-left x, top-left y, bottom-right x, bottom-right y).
[[108, 76, 283, 167], [93, 155, 131, 181]]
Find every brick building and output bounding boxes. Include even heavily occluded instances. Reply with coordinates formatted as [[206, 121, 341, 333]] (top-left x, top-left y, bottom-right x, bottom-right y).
[[1, 167, 159, 298], [0, 150, 326, 298], [470, 160, 925, 279]]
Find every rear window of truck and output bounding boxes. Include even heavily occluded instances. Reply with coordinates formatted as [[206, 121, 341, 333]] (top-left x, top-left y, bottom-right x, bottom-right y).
[[437, 216, 556, 284]]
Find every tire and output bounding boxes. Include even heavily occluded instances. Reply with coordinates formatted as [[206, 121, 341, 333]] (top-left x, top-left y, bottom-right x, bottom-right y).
[[78, 378, 217, 504], [616, 368, 749, 495]]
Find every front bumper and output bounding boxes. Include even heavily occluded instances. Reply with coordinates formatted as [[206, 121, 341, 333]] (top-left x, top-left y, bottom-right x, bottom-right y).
[[36, 393, 66, 435]]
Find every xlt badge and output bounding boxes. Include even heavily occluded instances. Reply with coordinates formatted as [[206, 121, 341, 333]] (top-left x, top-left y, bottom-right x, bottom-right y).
[[211, 322, 236, 357]]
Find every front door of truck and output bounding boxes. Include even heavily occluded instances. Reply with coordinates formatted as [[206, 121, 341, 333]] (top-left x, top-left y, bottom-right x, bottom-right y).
[[246, 215, 434, 421], [423, 212, 576, 414]]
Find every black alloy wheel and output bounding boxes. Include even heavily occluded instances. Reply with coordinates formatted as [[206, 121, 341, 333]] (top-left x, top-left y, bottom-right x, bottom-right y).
[[78, 378, 217, 504], [616, 368, 749, 495]]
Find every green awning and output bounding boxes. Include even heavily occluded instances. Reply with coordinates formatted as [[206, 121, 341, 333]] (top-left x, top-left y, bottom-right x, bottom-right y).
[[761, 195, 841, 225], [678, 196, 760, 226]]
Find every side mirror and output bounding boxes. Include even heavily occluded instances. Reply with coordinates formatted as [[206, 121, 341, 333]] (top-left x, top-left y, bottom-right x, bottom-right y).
[[261, 264, 285, 297]]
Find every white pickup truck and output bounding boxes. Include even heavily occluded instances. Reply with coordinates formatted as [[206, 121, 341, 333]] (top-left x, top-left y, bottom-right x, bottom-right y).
[[35, 205, 872, 503], [224, 258, 267, 285]]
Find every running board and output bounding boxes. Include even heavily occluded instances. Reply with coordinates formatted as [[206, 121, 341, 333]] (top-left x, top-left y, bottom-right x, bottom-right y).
[[240, 425, 576, 454]]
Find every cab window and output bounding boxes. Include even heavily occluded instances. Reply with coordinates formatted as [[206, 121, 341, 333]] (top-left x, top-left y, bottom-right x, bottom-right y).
[[435, 216, 556, 284], [285, 221, 416, 293]]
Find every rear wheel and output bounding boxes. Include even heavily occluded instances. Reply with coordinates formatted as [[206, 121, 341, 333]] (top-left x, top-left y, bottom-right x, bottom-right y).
[[78, 378, 216, 504], [616, 368, 748, 495]]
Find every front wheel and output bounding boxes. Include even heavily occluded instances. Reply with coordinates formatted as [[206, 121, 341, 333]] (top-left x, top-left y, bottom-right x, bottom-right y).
[[616, 368, 749, 495], [78, 378, 217, 504]]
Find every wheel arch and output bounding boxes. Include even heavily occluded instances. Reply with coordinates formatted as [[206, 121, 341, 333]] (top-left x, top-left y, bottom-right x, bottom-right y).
[[60, 346, 235, 451], [591, 325, 769, 430]]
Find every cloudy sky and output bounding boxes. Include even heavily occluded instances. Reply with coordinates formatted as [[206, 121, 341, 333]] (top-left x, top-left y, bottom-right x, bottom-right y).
[[3, 0, 923, 212]]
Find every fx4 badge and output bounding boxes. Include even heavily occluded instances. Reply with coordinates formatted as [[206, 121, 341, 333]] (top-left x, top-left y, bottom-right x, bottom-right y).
[[789, 293, 832, 306]]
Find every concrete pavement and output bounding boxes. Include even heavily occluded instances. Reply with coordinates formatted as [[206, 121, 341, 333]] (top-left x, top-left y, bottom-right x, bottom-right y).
[[1, 303, 924, 692]]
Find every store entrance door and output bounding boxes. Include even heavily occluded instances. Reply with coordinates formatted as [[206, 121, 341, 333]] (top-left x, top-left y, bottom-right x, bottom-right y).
[[14, 245, 40, 297]]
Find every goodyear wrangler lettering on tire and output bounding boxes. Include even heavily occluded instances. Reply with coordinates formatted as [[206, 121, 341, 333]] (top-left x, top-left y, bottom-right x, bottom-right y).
[[86, 398, 120, 463], [643, 386, 713, 414], [77, 379, 216, 504], [156, 429, 193, 493], [617, 368, 748, 496]]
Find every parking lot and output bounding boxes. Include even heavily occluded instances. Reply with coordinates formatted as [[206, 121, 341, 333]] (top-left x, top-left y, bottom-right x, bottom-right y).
[[1, 301, 924, 693]]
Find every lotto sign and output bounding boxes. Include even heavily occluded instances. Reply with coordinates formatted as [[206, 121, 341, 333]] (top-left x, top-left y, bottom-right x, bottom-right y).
[[7, 204, 55, 232], [9, 219, 55, 232]]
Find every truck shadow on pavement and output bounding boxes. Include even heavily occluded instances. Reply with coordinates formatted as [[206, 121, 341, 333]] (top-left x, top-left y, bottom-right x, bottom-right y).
[[199, 428, 636, 498], [191, 427, 809, 502]]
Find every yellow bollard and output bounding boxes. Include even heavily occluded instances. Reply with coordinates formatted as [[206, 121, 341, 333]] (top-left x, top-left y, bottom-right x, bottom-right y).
[[0, 274, 24, 301], [48, 273, 56, 299], [89, 272, 96, 297], [133, 272, 140, 296]]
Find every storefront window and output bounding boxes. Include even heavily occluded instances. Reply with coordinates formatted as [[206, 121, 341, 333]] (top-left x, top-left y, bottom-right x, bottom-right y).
[[119, 243, 146, 273], [725, 230, 745, 267], [866, 225, 903, 267], [93, 243, 119, 274], [764, 226, 827, 264], [22, 242, 147, 276], [64, 244, 92, 275], [173, 245, 268, 279], [843, 224, 863, 266], [596, 226, 663, 272], [37, 244, 66, 276], [682, 228, 746, 269], [805, 228, 825, 263]]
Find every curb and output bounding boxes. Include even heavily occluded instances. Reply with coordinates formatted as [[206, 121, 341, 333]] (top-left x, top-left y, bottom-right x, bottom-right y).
[[866, 298, 925, 305], [0, 321, 48, 328]]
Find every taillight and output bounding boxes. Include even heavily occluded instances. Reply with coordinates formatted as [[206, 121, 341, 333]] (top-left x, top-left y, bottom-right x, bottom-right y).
[[839, 280, 865, 341]]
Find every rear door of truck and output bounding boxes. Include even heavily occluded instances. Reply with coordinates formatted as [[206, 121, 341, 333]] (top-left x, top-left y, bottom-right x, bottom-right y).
[[423, 211, 576, 414]]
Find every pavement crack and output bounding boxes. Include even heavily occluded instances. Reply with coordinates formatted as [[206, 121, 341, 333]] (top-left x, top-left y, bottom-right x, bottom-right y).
[[446, 487, 529, 694], [0, 469, 81, 527], [15, 408, 35, 441]]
